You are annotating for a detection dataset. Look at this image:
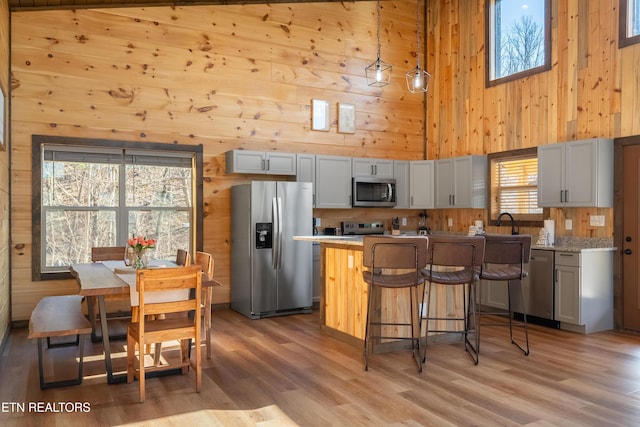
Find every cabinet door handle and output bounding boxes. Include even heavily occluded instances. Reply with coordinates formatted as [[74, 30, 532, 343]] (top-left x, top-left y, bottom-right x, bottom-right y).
[[266, 159, 270, 171], [624, 249, 633, 255], [560, 190, 564, 203]]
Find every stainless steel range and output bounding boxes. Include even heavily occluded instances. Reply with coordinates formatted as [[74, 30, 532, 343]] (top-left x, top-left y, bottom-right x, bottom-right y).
[[341, 220, 386, 235]]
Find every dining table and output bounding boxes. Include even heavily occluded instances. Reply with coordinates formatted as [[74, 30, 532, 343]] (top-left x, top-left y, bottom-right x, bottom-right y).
[[71, 260, 182, 384]]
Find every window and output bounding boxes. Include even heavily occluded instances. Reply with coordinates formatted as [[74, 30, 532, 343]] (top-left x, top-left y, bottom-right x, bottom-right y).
[[486, 0, 551, 86], [488, 148, 544, 224], [33, 135, 203, 278], [620, 0, 640, 47]]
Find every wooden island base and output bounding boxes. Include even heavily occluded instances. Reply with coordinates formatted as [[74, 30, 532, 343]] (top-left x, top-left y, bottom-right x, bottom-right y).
[[312, 238, 466, 353]]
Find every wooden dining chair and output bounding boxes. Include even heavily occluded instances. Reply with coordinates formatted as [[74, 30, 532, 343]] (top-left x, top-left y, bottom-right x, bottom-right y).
[[91, 246, 127, 263], [149, 248, 191, 365], [126, 265, 202, 403], [88, 246, 130, 340], [195, 251, 222, 359], [176, 249, 191, 267]]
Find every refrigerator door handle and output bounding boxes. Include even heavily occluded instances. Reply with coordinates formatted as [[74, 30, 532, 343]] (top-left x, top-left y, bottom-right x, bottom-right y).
[[272, 197, 279, 269], [276, 197, 284, 269]]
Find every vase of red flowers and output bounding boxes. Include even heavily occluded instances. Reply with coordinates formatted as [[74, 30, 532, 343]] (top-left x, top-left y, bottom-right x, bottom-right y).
[[126, 235, 156, 269]]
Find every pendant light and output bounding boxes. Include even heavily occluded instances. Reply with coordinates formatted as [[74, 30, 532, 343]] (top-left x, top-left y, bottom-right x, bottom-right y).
[[365, 0, 392, 87], [405, 0, 431, 93]]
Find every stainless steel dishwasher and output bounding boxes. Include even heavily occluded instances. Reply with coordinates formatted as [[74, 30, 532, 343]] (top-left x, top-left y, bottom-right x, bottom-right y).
[[515, 248, 559, 328]]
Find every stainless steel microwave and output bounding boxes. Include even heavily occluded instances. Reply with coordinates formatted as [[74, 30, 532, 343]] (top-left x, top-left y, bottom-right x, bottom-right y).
[[352, 177, 396, 207]]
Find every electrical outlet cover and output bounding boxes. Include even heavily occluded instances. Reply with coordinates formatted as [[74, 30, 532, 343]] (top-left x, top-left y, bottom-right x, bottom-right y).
[[590, 215, 605, 227]]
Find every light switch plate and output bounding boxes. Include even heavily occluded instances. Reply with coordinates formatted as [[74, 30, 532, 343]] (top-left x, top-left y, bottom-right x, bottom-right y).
[[402, 217, 407, 226], [447, 218, 453, 227], [590, 215, 605, 227], [565, 219, 572, 230]]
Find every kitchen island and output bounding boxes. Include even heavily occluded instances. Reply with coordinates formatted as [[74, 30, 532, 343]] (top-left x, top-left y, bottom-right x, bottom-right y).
[[296, 234, 617, 345], [294, 235, 464, 348]]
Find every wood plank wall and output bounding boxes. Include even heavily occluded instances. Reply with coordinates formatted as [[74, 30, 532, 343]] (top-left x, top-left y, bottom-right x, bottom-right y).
[[426, 0, 631, 239], [8, 0, 640, 321], [0, 0, 10, 343], [9, 2, 424, 320]]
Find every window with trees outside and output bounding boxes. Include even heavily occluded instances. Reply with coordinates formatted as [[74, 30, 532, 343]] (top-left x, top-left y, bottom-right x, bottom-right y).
[[33, 136, 203, 278], [488, 148, 544, 225], [486, 0, 551, 86], [620, 0, 640, 47]]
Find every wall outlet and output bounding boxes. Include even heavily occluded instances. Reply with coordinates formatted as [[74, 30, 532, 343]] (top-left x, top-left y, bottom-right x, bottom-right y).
[[565, 219, 572, 230], [447, 217, 453, 227], [348, 255, 354, 269], [590, 215, 605, 227], [402, 217, 407, 226], [315, 218, 321, 227]]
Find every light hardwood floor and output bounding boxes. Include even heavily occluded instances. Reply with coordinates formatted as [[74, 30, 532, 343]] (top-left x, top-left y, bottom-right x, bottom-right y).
[[2, 309, 640, 426]]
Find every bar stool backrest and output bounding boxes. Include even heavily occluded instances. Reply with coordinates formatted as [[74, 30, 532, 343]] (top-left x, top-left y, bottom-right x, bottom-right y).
[[483, 234, 532, 265], [363, 236, 428, 271], [426, 235, 486, 271]]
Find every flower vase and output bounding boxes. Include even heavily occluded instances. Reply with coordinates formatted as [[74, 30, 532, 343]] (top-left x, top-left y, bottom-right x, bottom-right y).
[[132, 249, 148, 269]]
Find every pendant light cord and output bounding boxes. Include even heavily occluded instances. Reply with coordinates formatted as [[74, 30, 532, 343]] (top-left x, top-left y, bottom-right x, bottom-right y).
[[415, 0, 421, 69], [376, 0, 382, 62]]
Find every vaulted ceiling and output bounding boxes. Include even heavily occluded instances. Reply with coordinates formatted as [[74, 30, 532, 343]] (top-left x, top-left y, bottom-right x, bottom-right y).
[[8, 0, 354, 12]]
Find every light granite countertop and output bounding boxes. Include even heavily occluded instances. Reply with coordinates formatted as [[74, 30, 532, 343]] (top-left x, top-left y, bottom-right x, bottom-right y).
[[294, 234, 616, 253]]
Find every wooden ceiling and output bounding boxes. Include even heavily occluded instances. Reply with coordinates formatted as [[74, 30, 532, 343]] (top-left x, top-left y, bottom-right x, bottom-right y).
[[8, 0, 355, 12]]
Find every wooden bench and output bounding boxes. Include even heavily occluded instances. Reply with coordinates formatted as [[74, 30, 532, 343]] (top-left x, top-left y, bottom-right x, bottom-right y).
[[28, 295, 92, 390]]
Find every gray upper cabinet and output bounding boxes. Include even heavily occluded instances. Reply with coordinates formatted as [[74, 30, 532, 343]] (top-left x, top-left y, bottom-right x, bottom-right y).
[[435, 155, 487, 208], [409, 160, 434, 209], [315, 155, 352, 208], [297, 154, 316, 207], [352, 158, 394, 178], [393, 160, 410, 209], [538, 138, 613, 207], [225, 150, 297, 175]]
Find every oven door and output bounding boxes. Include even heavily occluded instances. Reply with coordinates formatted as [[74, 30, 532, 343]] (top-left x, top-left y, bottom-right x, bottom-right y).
[[352, 177, 396, 207]]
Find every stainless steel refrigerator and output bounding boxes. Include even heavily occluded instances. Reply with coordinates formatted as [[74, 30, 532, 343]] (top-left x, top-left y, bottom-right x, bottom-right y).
[[230, 181, 313, 319]]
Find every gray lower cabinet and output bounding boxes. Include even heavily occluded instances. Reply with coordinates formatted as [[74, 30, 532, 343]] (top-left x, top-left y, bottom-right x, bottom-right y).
[[481, 248, 613, 334], [554, 251, 613, 333]]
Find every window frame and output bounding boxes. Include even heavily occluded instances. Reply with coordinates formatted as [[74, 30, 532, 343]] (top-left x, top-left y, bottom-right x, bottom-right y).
[[32, 135, 203, 281], [485, 0, 552, 87], [487, 147, 547, 228], [620, 0, 640, 48]]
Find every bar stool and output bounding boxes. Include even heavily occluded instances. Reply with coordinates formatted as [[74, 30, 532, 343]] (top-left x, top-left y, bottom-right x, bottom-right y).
[[479, 234, 532, 355], [362, 236, 427, 372], [421, 235, 485, 365]]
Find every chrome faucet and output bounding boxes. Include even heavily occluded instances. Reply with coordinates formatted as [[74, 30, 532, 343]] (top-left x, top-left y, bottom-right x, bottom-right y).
[[496, 212, 519, 235]]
